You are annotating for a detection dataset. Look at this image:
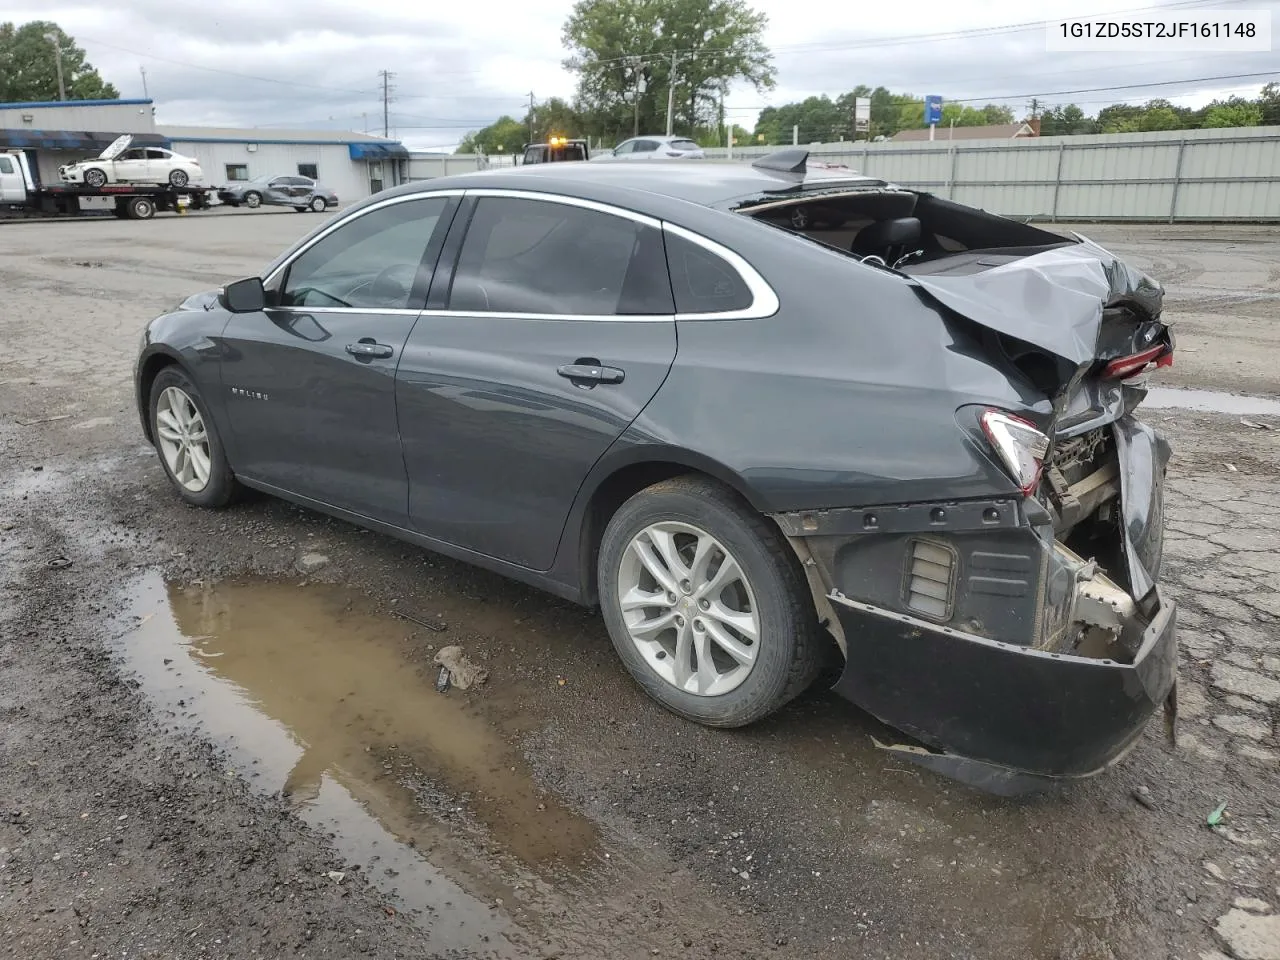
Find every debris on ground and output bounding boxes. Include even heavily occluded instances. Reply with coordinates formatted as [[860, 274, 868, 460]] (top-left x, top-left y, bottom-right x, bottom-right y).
[[1240, 418, 1272, 430], [432, 646, 488, 690], [46, 556, 73, 570], [296, 553, 330, 573], [1207, 801, 1229, 827], [435, 665, 452, 693], [1132, 786, 1156, 810], [392, 610, 448, 633], [326, 870, 346, 884]]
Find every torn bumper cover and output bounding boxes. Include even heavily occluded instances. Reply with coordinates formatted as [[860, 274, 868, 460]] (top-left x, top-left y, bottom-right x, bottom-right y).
[[778, 415, 1176, 794], [829, 584, 1176, 794]]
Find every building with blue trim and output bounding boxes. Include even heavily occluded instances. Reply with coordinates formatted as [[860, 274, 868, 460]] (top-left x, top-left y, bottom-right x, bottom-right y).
[[0, 98, 410, 201]]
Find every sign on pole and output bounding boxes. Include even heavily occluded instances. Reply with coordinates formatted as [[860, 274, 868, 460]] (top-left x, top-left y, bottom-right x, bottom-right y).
[[854, 97, 871, 134], [924, 95, 943, 126]]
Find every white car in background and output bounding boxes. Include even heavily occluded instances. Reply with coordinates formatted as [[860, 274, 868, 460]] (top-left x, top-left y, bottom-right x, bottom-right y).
[[59, 135, 204, 189], [595, 135, 705, 160]]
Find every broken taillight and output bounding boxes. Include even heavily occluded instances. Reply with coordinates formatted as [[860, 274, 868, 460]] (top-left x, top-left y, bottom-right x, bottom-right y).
[[981, 409, 1050, 496], [1102, 344, 1172, 380]]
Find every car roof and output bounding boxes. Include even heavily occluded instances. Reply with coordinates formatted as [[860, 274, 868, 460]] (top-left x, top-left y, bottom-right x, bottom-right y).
[[397, 153, 887, 211]]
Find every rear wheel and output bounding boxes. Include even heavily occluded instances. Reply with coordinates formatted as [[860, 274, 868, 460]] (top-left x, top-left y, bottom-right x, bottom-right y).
[[126, 197, 155, 220], [148, 366, 238, 508], [598, 476, 824, 727], [168, 169, 190, 187], [83, 168, 107, 188]]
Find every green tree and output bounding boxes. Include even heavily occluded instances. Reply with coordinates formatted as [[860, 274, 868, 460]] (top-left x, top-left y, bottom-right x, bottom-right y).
[[1201, 96, 1263, 128], [0, 22, 118, 102], [456, 115, 527, 155], [562, 0, 774, 142], [528, 97, 584, 142], [1259, 82, 1280, 126], [980, 104, 1015, 125]]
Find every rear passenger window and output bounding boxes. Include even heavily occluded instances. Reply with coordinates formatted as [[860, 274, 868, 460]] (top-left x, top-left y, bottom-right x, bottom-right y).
[[449, 197, 674, 316], [664, 232, 753, 314]]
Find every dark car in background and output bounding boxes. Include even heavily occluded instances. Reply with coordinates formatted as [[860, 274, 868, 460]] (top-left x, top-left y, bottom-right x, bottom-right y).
[[218, 175, 338, 212], [134, 152, 1177, 795]]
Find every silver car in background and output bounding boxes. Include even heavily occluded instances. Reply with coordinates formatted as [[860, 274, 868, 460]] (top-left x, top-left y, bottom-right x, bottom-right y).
[[597, 136, 705, 160], [217, 175, 339, 213]]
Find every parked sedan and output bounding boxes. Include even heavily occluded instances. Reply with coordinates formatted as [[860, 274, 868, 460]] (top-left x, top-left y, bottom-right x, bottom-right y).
[[59, 134, 202, 188], [134, 154, 1176, 794], [597, 135, 705, 160], [218, 175, 339, 213]]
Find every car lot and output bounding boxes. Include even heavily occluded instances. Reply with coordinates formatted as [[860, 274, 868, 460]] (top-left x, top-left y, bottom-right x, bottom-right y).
[[1, 213, 1278, 960]]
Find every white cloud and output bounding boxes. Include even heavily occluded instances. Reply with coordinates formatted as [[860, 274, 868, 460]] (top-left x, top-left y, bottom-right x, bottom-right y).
[[9, 0, 1279, 149]]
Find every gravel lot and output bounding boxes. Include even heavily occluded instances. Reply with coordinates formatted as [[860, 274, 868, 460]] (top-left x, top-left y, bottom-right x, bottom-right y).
[[2, 211, 1278, 960]]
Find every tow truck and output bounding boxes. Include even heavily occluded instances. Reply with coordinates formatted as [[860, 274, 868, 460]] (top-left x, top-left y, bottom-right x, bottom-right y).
[[0, 149, 214, 220], [520, 136, 590, 165]]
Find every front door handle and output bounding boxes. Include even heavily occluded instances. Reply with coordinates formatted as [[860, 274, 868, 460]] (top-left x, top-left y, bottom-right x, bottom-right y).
[[346, 340, 393, 360], [557, 361, 625, 385]]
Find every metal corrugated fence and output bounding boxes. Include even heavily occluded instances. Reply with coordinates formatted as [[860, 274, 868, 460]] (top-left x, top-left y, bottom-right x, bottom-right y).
[[407, 125, 1280, 222]]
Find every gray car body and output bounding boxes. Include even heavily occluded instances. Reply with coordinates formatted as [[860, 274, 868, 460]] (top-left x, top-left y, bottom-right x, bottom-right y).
[[135, 158, 1174, 789], [218, 175, 339, 210]]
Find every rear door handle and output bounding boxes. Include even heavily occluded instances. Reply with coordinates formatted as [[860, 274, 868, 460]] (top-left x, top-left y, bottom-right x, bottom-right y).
[[558, 362, 625, 385], [346, 340, 393, 360]]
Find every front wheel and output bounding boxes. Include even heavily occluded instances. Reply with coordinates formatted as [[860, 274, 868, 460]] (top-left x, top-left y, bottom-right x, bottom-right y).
[[148, 366, 238, 507], [598, 476, 825, 727], [83, 168, 107, 188], [243, 191, 262, 208], [309, 195, 327, 213]]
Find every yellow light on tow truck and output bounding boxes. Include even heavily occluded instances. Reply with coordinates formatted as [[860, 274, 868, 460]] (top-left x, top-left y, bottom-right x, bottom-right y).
[[548, 136, 565, 146]]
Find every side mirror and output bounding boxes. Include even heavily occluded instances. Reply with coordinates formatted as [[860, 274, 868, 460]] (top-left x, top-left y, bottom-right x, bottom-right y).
[[219, 276, 266, 313]]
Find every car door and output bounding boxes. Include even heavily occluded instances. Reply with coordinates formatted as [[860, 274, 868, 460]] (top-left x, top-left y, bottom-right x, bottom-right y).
[[112, 147, 150, 182], [611, 139, 636, 158], [264, 177, 294, 206], [396, 192, 678, 570], [632, 139, 661, 160], [218, 194, 459, 525]]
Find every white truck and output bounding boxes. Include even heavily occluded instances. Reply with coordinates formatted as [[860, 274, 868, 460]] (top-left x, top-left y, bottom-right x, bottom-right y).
[[0, 148, 214, 220]]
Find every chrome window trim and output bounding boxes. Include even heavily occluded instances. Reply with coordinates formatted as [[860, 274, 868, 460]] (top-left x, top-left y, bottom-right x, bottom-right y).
[[417, 309, 672, 323], [662, 223, 780, 321], [263, 189, 466, 287], [266, 306, 422, 317], [461, 188, 662, 229]]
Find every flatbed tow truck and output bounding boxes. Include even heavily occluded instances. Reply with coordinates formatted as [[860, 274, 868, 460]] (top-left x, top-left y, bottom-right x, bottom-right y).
[[0, 150, 213, 220]]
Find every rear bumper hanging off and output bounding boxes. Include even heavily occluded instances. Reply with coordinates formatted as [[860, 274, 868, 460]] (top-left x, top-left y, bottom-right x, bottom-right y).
[[828, 585, 1177, 794]]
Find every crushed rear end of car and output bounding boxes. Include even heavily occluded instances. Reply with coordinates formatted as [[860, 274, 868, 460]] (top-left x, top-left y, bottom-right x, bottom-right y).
[[768, 227, 1177, 795]]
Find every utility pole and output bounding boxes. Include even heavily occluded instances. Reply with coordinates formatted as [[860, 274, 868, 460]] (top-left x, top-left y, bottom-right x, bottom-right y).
[[527, 92, 536, 143], [665, 52, 679, 137], [45, 32, 66, 100], [627, 57, 643, 138], [379, 70, 396, 137], [139, 66, 149, 99]]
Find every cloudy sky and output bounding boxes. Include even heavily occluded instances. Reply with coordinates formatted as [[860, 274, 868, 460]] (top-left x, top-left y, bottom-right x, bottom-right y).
[[10, 0, 1279, 148]]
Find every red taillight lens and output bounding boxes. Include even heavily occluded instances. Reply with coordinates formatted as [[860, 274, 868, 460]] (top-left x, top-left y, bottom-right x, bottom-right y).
[[1102, 344, 1171, 380], [981, 409, 1050, 496]]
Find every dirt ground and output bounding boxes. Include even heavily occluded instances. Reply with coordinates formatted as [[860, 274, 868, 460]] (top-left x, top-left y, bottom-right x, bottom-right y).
[[2, 211, 1278, 960]]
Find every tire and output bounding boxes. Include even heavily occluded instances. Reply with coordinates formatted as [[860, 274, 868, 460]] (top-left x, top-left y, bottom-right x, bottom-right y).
[[83, 168, 107, 188], [224, 201, 240, 208], [309, 195, 327, 213], [598, 475, 824, 727], [148, 366, 238, 508], [244, 192, 262, 209], [294, 206, 307, 213], [168, 169, 190, 187], [126, 197, 155, 220]]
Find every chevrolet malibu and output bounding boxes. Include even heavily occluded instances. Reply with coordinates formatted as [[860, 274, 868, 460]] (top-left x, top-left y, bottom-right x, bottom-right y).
[[134, 152, 1177, 793]]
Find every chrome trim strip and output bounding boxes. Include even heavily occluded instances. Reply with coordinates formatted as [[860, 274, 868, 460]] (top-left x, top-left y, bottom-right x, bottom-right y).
[[267, 306, 422, 317], [662, 223, 780, 321], [263, 189, 467, 287], [415, 310, 671, 323], [461, 188, 662, 229]]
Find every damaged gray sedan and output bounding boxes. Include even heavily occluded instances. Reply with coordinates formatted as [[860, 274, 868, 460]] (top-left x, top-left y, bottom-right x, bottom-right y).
[[135, 151, 1176, 794]]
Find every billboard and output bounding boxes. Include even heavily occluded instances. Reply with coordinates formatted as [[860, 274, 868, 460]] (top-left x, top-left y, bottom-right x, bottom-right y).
[[853, 97, 871, 132], [925, 95, 943, 126]]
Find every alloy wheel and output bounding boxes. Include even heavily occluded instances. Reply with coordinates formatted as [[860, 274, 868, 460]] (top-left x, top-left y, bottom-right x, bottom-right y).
[[617, 521, 760, 696], [155, 386, 212, 493]]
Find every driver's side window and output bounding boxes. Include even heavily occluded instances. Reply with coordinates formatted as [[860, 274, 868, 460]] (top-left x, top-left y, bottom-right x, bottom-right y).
[[279, 197, 448, 310]]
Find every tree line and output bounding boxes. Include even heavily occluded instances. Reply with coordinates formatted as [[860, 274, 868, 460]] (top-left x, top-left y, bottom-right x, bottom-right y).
[[0, 21, 118, 102]]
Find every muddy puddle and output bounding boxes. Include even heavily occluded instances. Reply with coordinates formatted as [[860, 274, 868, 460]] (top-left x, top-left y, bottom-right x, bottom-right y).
[[1144, 386, 1280, 417], [116, 573, 609, 956]]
